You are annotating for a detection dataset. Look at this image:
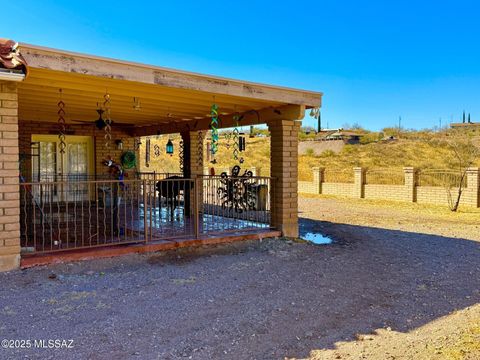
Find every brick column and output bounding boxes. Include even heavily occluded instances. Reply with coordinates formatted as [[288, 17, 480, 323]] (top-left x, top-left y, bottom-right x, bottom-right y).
[[312, 167, 324, 194], [268, 120, 300, 238], [0, 81, 20, 271], [354, 167, 365, 198], [466, 167, 480, 208], [404, 167, 417, 202]]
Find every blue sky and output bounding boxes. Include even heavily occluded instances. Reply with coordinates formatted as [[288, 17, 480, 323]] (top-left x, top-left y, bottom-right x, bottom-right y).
[[3, 0, 480, 130]]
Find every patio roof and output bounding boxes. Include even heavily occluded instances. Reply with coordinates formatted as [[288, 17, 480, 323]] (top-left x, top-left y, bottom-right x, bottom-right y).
[[17, 43, 322, 130]]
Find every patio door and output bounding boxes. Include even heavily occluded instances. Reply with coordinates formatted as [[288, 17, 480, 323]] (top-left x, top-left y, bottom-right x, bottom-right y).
[[31, 135, 94, 201]]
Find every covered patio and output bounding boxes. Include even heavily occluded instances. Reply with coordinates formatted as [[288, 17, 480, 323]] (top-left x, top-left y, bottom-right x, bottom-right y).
[[0, 40, 322, 271]]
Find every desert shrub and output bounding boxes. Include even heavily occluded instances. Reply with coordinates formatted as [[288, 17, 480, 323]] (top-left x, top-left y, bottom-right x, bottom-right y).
[[320, 150, 336, 157]]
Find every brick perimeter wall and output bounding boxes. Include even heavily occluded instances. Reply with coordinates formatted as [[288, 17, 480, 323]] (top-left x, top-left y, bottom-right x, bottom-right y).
[[299, 167, 480, 208]]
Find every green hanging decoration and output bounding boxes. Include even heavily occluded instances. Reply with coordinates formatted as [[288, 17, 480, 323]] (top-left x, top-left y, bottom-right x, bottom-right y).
[[121, 151, 136, 169], [210, 103, 219, 160], [232, 113, 240, 162]]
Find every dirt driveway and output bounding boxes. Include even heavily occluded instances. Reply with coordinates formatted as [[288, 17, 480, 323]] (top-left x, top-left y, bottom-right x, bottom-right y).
[[0, 196, 479, 359]]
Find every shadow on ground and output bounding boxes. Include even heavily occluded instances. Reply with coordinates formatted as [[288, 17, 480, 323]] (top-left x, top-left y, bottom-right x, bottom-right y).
[[0, 217, 478, 359]]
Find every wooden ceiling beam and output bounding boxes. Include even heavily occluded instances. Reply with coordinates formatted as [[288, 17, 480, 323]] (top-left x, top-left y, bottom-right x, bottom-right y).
[[21, 44, 323, 107], [133, 104, 305, 136], [22, 69, 283, 109]]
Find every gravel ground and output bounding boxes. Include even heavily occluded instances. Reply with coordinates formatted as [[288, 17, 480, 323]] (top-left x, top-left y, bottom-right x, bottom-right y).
[[0, 196, 479, 359]]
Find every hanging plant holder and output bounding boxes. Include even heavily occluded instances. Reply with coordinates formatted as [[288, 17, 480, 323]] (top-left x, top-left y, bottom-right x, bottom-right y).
[[57, 89, 67, 154], [145, 138, 151, 167]]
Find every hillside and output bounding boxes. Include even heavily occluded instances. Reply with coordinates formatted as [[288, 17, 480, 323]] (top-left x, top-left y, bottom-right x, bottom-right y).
[[139, 130, 480, 181]]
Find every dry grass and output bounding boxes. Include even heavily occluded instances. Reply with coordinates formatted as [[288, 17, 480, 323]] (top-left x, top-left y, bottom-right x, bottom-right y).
[[139, 131, 480, 181]]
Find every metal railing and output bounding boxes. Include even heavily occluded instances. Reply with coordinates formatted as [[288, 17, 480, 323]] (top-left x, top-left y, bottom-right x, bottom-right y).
[[417, 169, 467, 188], [200, 175, 273, 235], [20, 173, 274, 254], [365, 169, 405, 185], [20, 180, 146, 253]]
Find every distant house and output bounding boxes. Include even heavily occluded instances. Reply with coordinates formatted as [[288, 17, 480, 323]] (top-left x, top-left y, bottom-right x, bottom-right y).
[[315, 129, 363, 144], [450, 122, 480, 129]]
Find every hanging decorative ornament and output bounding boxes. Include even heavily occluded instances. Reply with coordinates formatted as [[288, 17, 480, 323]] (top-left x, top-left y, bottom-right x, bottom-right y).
[[166, 138, 174, 156], [103, 91, 112, 148], [309, 107, 321, 132], [145, 137, 151, 167], [224, 132, 231, 149], [210, 103, 219, 162], [134, 138, 142, 151], [179, 140, 184, 173], [239, 133, 246, 152], [154, 144, 160, 157], [197, 130, 204, 167], [133, 97, 141, 111], [232, 113, 240, 162], [57, 89, 67, 154]]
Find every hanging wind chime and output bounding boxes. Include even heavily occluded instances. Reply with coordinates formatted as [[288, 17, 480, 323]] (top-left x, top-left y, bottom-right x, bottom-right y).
[[57, 89, 67, 154], [103, 91, 112, 148], [232, 113, 240, 163], [210, 103, 219, 164], [145, 137, 151, 167]]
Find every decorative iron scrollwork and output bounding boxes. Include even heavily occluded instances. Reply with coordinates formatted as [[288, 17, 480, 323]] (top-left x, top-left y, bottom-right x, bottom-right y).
[[216, 165, 256, 213]]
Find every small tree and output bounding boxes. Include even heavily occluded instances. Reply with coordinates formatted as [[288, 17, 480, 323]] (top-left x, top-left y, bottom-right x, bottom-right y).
[[443, 130, 480, 211]]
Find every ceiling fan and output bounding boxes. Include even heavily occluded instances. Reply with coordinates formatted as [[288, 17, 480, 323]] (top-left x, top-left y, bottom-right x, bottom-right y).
[[71, 109, 134, 130]]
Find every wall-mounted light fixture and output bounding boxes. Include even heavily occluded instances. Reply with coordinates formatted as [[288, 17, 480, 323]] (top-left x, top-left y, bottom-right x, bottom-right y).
[[115, 139, 123, 150], [166, 138, 174, 156]]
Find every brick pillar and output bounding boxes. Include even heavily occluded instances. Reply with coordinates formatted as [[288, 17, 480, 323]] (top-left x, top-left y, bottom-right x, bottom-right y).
[[312, 167, 324, 194], [0, 81, 20, 271], [404, 167, 417, 202], [466, 167, 480, 207], [268, 120, 300, 238], [354, 167, 365, 198]]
